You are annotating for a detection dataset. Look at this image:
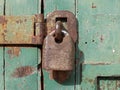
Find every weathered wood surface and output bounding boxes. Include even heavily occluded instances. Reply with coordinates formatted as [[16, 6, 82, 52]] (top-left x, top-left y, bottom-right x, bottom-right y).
[[5, 0, 40, 90], [0, 0, 4, 90], [76, 0, 120, 89], [0, 48, 3, 90]]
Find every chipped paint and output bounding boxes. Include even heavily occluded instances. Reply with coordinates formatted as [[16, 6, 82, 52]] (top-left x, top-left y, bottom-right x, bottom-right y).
[[100, 35, 104, 42], [7, 47, 21, 58], [92, 3, 96, 8], [50, 71, 71, 83], [42, 30, 75, 71], [42, 30, 75, 83], [12, 66, 35, 78], [0, 16, 7, 24]]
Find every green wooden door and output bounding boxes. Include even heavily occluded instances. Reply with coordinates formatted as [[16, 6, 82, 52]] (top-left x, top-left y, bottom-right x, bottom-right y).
[[76, 0, 120, 89], [44, 0, 120, 90], [1, 0, 120, 90], [0, 0, 41, 90]]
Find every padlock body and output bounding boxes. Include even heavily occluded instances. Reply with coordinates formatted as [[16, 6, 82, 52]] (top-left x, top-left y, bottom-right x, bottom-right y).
[[42, 30, 75, 71]]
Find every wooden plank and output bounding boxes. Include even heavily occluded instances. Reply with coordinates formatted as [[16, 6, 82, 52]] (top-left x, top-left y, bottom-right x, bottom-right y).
[[6, 0, 39, 15], [5, 0, 40, 90], [44, 0, 76, 90], [76, 0, 120, 89], [0, 0, 4, 90], [44, 0, 75, 17], [0, 48, 3, 90], [5, 47, 39, 90]]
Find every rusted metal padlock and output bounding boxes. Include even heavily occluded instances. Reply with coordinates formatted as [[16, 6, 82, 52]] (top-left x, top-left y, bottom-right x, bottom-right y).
[[42, 21, 75, 83]]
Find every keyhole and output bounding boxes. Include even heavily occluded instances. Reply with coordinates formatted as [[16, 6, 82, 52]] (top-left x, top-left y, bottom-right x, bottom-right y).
[[53, 32, 65, 43]]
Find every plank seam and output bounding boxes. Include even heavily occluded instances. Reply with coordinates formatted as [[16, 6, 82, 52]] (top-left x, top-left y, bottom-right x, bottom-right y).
[[41, 0, 44, 14], [40, 0, 44, 90], [3, 0, 6, 89], [3, 47, 5, 90], [3, 0, 6, 15], [75, 0, 77, 90]]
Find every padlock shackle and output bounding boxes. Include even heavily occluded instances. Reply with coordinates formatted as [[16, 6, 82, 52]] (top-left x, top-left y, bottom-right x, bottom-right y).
[[54, 21, 64, 43]]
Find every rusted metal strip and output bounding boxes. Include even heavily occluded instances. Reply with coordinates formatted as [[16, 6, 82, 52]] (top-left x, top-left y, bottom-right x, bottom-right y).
[[0, 14, 45, 45]]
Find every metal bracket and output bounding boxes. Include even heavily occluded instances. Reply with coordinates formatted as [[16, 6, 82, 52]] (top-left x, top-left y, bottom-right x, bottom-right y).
[[0, 14, 45, 45]]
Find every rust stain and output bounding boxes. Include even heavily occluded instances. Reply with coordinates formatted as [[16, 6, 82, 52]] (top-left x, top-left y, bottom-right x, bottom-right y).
[[24, 19, 27, 22], [88, 79, 93, 83], [7, 49, 12, 55], [49, 70, 71, 83], [0, 16, 7, 24], [42, 30, 75, 71], [92, 3, 96, 8], [4, 29, 7, 33], [42, 26, 75, 82], [33, 21, 46, 44], [85, 78, 94, 83], [34, 14, 44, 22], [7, 47, 21, 58], [12, 66, 35, 78], [100, 35, 104, 42]]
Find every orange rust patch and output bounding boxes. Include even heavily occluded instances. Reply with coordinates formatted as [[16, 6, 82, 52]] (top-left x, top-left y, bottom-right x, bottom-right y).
[[0, 16, 7, 24], [12, 66, 35, 78], [7, 47, 21, 58], [92, 3, 97, 8], [100, 35, 104, 42]]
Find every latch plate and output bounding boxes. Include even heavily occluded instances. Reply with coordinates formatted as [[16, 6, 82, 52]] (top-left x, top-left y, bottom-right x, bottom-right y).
[[0, 14, 45, 45]]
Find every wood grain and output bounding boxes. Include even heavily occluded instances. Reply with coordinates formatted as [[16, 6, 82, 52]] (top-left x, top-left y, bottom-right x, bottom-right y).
[[5, 0, 40, 90]]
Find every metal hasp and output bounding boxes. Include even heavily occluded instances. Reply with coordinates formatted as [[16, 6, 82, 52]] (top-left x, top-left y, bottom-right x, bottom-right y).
[[42, 11, 77, 83], [0, 10, 77, 83], [0, 14, 45, 45]]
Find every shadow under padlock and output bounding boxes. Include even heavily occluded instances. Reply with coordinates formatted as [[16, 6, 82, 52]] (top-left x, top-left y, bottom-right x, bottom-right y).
[[42, 11, 77, 83]]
